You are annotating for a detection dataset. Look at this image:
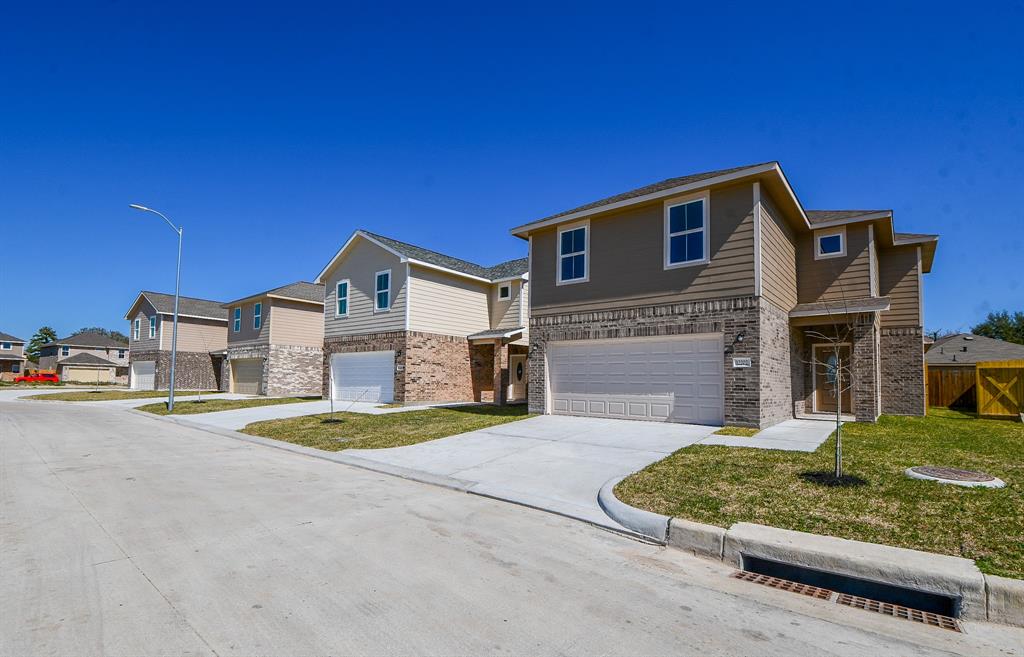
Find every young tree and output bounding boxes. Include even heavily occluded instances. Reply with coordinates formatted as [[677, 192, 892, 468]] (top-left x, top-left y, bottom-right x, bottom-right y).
[[26, 326, 58, 362], [971, 311, 1024, 345]]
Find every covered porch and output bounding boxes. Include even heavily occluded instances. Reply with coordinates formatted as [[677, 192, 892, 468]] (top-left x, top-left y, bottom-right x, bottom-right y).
[[789, 297, 888, 422], [468, 328, 529, 405]]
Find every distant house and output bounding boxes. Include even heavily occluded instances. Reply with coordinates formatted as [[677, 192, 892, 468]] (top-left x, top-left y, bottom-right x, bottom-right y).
[[925, 333, 1024, 409], [0, 332, 28, 381], [220, 281, 325, 396], [123, 291, 228, 390], [37, 331, 129, 384]]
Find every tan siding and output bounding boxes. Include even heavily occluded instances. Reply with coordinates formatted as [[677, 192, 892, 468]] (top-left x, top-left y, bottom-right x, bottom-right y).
[[491, 279, 525, 330], [323, 238, 407, 336], [269, 299, 324, 347], [796, 224, 872, 303], [759, 191, 798, 309], [172, 318, 228, 352], [530, 183, 756, 314], [2, 343, 25, 357], [228, 298, 271, 345], [879, 246, 921, 327], [408, 265, 490, 336]]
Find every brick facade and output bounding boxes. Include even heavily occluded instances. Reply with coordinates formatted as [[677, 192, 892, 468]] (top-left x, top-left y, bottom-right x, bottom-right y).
[[226, 344, 270, 394], [529, 295, 764, 427], [880, 326, 925, 416], [268, 344, 323, 397], [322, 331, 407, 400], [759, 298, 798, 426], [129, 349, 220, 390]]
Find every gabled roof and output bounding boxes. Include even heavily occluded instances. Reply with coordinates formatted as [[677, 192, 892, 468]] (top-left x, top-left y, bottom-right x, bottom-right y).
[[124, 291, 228, 322], [223, 281, 325, 307], [926, 334, 1024, 366], [806, 210, 889, 225], [316, 230, 529, 284], [0, 331, 25, 343], [42, 330, 127, 349], [58, 352, 119, 367]]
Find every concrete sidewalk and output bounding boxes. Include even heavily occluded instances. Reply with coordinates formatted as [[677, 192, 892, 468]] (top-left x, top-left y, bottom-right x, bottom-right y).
[[344, 415, 717, 529], [698, 418, 836, 452]]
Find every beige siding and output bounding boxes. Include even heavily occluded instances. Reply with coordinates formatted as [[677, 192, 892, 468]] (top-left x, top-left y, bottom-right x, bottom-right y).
[[1, 342, 25, 358], [530, 183, 756, 314], [172, 318, 228, 352], [759, 191, 798, 309], [228, 298, 271, 345], [408, 265, 490, 336], [269, 299, 324, 347], [879, 246, 921, 327], [491, 279, 525, 330], [796, 224, 872, 303], [323, 237, 408, 336], [129, 298, 161, 352]]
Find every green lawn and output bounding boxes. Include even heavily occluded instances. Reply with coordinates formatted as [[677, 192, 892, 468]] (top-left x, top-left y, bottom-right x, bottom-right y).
[[24, 390, 216, 401], [616, 408, 1024, 579], [138, 396, 320, 415], [713, 426, 760, 437], [242, 404, 531, 451]]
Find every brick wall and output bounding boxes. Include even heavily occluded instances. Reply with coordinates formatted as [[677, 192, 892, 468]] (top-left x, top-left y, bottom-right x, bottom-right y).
[[759, 298, 795, 427], [880, 326, 925, 415], [322, 332, 407, 400], [851, 316, 880, 421], [267, 344, 323, 397], [131, 349, 219, 390], [227, 344, 270, 394], [404, 331, 475, 402], [471, 343, 495, 402], [529, 296, 762, 426]]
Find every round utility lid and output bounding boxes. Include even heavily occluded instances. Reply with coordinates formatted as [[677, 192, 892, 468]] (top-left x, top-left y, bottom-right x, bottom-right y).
[[905, 465, 1005, 488]]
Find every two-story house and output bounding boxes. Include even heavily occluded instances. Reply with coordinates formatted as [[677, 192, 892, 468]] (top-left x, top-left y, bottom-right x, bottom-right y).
[[314, 230, 528, 404], [123, 291, 228, 390], [0, 332, 28, 381], [37, 331, 129, 383], [221, 281, 324, 396], [511, 161, 937, 428]]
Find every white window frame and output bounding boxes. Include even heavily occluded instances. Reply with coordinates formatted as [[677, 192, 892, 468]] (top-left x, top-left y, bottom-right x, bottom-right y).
[[133, 318, 140, 340], [118, 349, 126, 359], [498, 283, 511, 300], [815, 226, 847, 260], [61, 345, 70, 357], [149, 315, 157, 339], [0, 342, 10, 350], [663, 191, 711, 270], [253, 302, 263, 330], [374, 269, 392, 312], [556, 220, 589, 285], [336, 279, 350, 318], [233, 307, 241, 332]]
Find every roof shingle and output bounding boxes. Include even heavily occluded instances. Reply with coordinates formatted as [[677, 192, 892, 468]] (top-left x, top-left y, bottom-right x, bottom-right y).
[[0, 331, 25, 343], [362, 231, 527, 281], [58, 352, 119, 367], [805, 210, 889, 225], [225, 281, 324, 306], [43, 330, 127, 349], [926, 334, 1024, 366], [141, 291, 228, 320]]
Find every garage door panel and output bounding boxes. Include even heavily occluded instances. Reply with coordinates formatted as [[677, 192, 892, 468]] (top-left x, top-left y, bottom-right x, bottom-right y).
[[548, 335, 723, 425], [131, 361, 156, 390], [331, 351, 394, 403], [232, 359, 263, 395]]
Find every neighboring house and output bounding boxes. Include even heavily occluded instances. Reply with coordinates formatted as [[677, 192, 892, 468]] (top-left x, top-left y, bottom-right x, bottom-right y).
[[37, 331, 129, 384], [925, 333, 1024, 410], [123, 291, 228, 390], [314, 230, 529, 404], [0, 332, 28, 381], [510, 161, 937, 427], [221, 281, 325, 396]]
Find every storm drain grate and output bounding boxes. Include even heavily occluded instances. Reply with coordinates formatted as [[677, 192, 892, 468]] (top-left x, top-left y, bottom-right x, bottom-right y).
[[732, 570, 833, 600], [836, 593, 961, 632]]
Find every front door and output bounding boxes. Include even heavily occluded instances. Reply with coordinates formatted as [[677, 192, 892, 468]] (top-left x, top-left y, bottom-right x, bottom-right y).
[[814, 344, 852, 414], [509, 354, 527, 401]]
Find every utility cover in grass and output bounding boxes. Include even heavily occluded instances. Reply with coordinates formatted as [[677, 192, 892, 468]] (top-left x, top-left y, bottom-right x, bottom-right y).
[[906, 466, 1006, 489]]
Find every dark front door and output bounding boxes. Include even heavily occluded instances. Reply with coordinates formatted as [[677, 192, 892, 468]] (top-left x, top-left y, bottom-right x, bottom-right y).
[[815, 345, 852, 414]]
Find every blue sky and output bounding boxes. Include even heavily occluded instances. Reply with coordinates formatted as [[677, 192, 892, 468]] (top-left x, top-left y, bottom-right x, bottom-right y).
[[2, 2, 1021, 342]]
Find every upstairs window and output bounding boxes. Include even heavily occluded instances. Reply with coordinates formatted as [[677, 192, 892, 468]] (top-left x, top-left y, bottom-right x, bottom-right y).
[[233, 307, 241, 332], [149, 316, 157, 338], [336, 280, 349, 317], [0, 342, 10, 350], [557, 223, 588, 284], [375, 270, 391, 311], [815, 227, 846, 259], [253, 302, 263, 330], [133, 318, 140, 340], [499, 284, 511, 300], [61, 345, 70, 356], [118, 349, 126, 359], [665, 195, 708, 268]]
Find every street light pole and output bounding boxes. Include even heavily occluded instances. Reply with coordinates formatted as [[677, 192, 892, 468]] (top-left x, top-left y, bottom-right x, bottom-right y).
[[130, 204, 183, 412]]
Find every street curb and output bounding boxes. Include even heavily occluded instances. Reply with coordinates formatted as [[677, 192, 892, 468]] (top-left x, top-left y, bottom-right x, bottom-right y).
[[597, 477, 670, 543]]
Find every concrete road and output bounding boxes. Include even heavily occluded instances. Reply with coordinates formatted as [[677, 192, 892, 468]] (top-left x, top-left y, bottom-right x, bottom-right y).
[[2, 402, 1020, 656]]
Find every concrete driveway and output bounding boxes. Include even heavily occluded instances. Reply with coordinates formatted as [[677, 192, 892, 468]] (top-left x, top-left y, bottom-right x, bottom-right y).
[[345, 415, 717, 529]]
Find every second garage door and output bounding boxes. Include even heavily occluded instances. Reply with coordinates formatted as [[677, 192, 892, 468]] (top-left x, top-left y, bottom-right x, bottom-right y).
[[64, 367, 112, 384], [231, 359, 264, 395], [131, 361, 156, 390], [547, 334, 724, 425], [330, 351, 395, 403]]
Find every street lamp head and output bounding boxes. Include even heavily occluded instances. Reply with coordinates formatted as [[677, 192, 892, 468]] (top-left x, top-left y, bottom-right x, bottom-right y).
[[129, 203, 151, 212]]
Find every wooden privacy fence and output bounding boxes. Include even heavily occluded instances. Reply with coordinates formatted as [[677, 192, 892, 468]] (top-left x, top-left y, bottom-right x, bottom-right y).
[[927, 365, 976, 409], [976, 360, 1024, 419]]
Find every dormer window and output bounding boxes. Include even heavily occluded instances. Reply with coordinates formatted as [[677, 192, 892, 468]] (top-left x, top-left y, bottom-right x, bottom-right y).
[[815, 227, 846, 259], [499, 284, 511, 300]]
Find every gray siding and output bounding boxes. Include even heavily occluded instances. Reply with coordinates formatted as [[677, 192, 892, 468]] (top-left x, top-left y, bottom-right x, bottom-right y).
[[879, 246, 921, 327], [323, 237, 407, 337], [759, 190, 798, 310], [796, 223, 872, 303], [530, 182, 756, 314], [129, 298, 162, 353]]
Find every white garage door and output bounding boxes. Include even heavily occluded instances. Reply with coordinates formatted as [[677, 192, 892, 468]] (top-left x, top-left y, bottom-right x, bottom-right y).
[[330, 351, 395, 403], [231, 359, 263, 395], [131, 361, 156, 390], [547, 334, 724, 425]]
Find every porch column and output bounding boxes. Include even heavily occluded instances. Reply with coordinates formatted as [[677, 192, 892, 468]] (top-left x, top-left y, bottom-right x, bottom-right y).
[[492, 339, 508, 405], [851, 314, 880, 422]]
